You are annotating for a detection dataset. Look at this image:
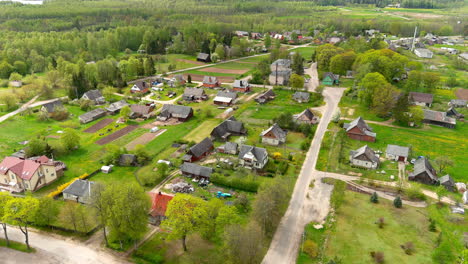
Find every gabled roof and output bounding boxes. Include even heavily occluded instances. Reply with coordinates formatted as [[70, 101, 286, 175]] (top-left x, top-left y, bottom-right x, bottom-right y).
[[216, 91, 237, 100], [423, 109, 456, 125], [184, 87, 205, 97], [197, 53, 210, 61], [82, 89, 104, 101], [271, 59, 291, 68], [150, 192, 174, 217], [294, 108, 315, 121], [0, 156, 57, 180], [233, 80, 249, 88], [63, 179, 95, 198], [255, 89, 276, 101], [409, 92, 433, 104], [211, 116, 246, 138], [173, 74, 185, 82], [130, 104, 153, 115], [449, 99, 467, 107], [292, 92, 310, 101], [261, 123, 287, 140], [160, 105, 193, 119], [439, 174, 454, 185], [132, 81, 148, 91], [323, 72, 339, 81], [188, 138, 214, 158], [386, 144, 410, 157], [79, 108, 106, 122], [350, 145, 379, 163], [203, 76, 219, 85], [219, 142, 238, 153], [180, 162, 213, 178], [343, 117, 375, 137], [106, 100, 128, 112], [410, 157, 437, 181], [42, 100, 63, 113], [238, 145, 268, 161]]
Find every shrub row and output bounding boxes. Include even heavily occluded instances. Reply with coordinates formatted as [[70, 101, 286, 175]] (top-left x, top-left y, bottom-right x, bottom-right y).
[[211, 174, 259, 192], [47, 173, 89, 198]]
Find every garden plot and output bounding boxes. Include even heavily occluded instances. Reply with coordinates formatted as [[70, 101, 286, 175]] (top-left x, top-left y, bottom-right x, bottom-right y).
[[179, 73, 235, 83], [199, 67, 249, 75], [95, 125, 138, 145], [125, 129, 167, 150], [84, 118, 114, 133], [175, 59, 206, 66]]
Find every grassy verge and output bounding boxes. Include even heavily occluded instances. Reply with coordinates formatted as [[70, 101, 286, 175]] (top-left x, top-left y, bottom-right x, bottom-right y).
[[0, 238, 36, 253]]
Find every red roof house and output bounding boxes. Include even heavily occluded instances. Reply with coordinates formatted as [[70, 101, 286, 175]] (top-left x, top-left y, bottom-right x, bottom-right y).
[[149, 192, 174, 225]]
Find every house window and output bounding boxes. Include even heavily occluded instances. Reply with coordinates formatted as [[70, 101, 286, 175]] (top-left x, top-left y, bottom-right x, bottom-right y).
[[46, 169, 49, 173], [25, 183, 29, 189], [11, 175, 15, 180], [51, 173, 55, 177], [4, 179, 7, 183]]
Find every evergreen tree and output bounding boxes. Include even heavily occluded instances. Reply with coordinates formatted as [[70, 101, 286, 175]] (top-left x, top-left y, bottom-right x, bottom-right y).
[[187, 75, 192, 83], [292, 53, 304, 75], [393, 196, 402, 208], [370, 192, 379, 203], [393, 92, 410, 125]]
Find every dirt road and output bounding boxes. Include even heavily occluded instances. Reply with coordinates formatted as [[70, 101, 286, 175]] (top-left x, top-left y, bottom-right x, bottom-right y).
[[262, 87, 345, 264], [1, 226, 128, 264], [305, 62, 319, 92]]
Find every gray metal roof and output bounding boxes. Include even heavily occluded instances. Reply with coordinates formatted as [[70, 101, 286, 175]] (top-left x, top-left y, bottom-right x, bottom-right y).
[[42, 100, 63, 113], [106, 100, 128, 112], [188, 137, 213, 158], [271, 59, 291, 68], [386, 144, 410, 157], [409, 157, 437, 181], [63, 179, 95, 197], [180, 162, 213, 178], [409, 92, 433, 104], [211, 116, 246, 139], [292, 92, 310, 101], [184, 87, 205, 97], [423, 109, 456, 125], [350, 145, 379, 163], [233, 80, 249, 88], [261, 123, 287, 140], [82, 89, 104, 101], [160, 105, 193, 119], [238, 145, 268, 161], [203, 76, 219, 84], [79, 108, 106, 122], [216, 91, 237, 100], [439, 174, 454, 185]]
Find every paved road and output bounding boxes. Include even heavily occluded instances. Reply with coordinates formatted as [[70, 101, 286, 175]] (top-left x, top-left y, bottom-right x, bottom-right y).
[[262, 87, 345, 264], [1, 226, 128, 264], [0, 96, 65, 124]]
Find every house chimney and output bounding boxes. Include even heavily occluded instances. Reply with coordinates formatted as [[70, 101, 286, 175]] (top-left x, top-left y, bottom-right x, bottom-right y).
[[159, 191, 162, 195]]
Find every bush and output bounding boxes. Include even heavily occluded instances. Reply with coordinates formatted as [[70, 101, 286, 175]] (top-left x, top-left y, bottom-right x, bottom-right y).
[[428, 218, 437, 232], [401, 242, 414, 255], [370, 251, 385, 263], [370, 192, 379, 203], [393, 196, 402, 208], [211, 174, 259, 192], [303, 240, 318, 258], [405, 186, 426, 201], [376, 217, 385, 229]]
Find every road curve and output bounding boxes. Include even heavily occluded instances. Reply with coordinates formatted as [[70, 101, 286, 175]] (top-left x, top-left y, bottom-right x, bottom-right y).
[[262, 87, 345, 264]]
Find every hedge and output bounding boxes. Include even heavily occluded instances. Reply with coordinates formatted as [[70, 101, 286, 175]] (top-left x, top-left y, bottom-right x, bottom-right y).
[[211, 174, 259, 192], [47, 173, 89, 198]]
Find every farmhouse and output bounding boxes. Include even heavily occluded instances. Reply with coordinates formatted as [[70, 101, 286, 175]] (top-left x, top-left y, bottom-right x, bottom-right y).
[[293, 108, 318, 124], [129, 104, 154, 119], [0, 156, 66, 193], [180, 162, 213, 181], [183, 87, 207, 101], [79, 108, 107, 124], [106, 100, 129, 114], [414, 48, 433, 58], [255, 89, 276, 104], [217, 142, 238, 155], [183, 137, 214, 162], [202, 76, 221, 88], [158, 105, 194, 122], [81, 89, 106, 105], [238, 145, 268, 170], [409, 92, 433, 107], [343, 117, 376, 142], [131, 81, 150, 94], [292, 92, 310, 103], [449, 99, 467, 108], [385, 144, 410, 162], [408, 157, 438, 185], [197, 53, 211, 63], [211, 116, 246, 141], [40, 100, 64, 115], [439, 175, 455, 192], [232, 80, 251, 93], [214, 91, 237, 106], [149, 192, 174, 225], [423, 109, 456, 129], [322, 72, 339, 86], [260, 123, 287, 146], [63, 179, 95, 204], [349, 145, 380, 169], [269, 59, 292, 85]]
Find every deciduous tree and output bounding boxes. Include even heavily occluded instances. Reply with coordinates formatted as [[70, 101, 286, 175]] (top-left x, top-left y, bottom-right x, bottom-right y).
[[3, 196, 39, 249]]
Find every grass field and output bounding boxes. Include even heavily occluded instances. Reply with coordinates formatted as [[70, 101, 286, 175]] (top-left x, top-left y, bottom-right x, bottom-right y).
[[182, 119, 220, 142], [0, 238, 36, 253], [292, 47, 316, 60], [325, 191, 436, 264]]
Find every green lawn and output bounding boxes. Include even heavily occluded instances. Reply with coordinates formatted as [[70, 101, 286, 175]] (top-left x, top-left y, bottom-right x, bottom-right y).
[[292, 47, 316, 60], [183, 119, 220, 142], [325, 191, 436, 264], [0, 238, 35, 253]]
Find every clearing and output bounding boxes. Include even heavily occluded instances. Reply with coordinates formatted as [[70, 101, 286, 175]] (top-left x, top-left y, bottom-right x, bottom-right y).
[[182, 119, 220, 142], [125, 129, 167, 150]]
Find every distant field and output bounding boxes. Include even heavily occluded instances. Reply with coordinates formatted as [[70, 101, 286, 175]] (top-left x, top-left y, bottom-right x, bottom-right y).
[[292, 46, 316, 59]]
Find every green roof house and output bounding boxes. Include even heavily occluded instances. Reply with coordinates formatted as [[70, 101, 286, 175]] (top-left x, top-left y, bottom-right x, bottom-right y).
[[322, 72, 339, 86]]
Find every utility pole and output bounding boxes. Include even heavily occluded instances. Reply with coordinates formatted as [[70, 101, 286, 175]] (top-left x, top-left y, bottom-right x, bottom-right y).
[[411, 26, 418, 52], [275, 62, 278, 85]]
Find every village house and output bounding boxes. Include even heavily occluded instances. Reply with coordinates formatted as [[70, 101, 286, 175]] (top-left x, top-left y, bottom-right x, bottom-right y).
[[238, 145, 268, 170], [292, 91, 310, 103], [250, 32, 262, 39], [423, 109, 456, 129], [202, 76, 221, 88], [180, 162, 213, 181], [158, 105, 194, 122], [349, 145, 380, 170], [409, 92, 433, 107], [232, 80, 251, 93], [183, 87, 207, 101], [269, 59, 292, 85], [172, 74, 186, 85], [79, 108, 107, 124], [214, 91, 237, 106], [129, 104, 155, 119], [446, 107, 464, 120], [81, 89, 106, 105], [328, 37, 341, 44], [322, 72, 340, 86], [149, 192, 174, 225], [235, 30, 249, 38], [385, 144, 410, 162], [449, 99, 467, 108], [414, 48, 434, 58], [439, 175, 455, 192], [119, 154, 138, 166], [40, 100, 64, 116], [293, 108, 318, 124], [260, 123, 287, 146], [217, 142, 238, 155], [182, 137, 214, 162], [63, 179, 95, 204], [106, 100, 129, 114], [255, 89, 276, 104], [343, 117, 376, 142], [0, 156, 66, 193], [408, 157, 438, 185], [197, 53, 211, 63], [131, 81, 150, 94], [211, 116, 246, 141]]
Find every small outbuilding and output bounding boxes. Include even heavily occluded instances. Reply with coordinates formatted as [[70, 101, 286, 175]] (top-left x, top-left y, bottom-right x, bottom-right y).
[[439, 175, 455, 192], [63, 179, 95, 204], [385, 144, 410, 162]]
